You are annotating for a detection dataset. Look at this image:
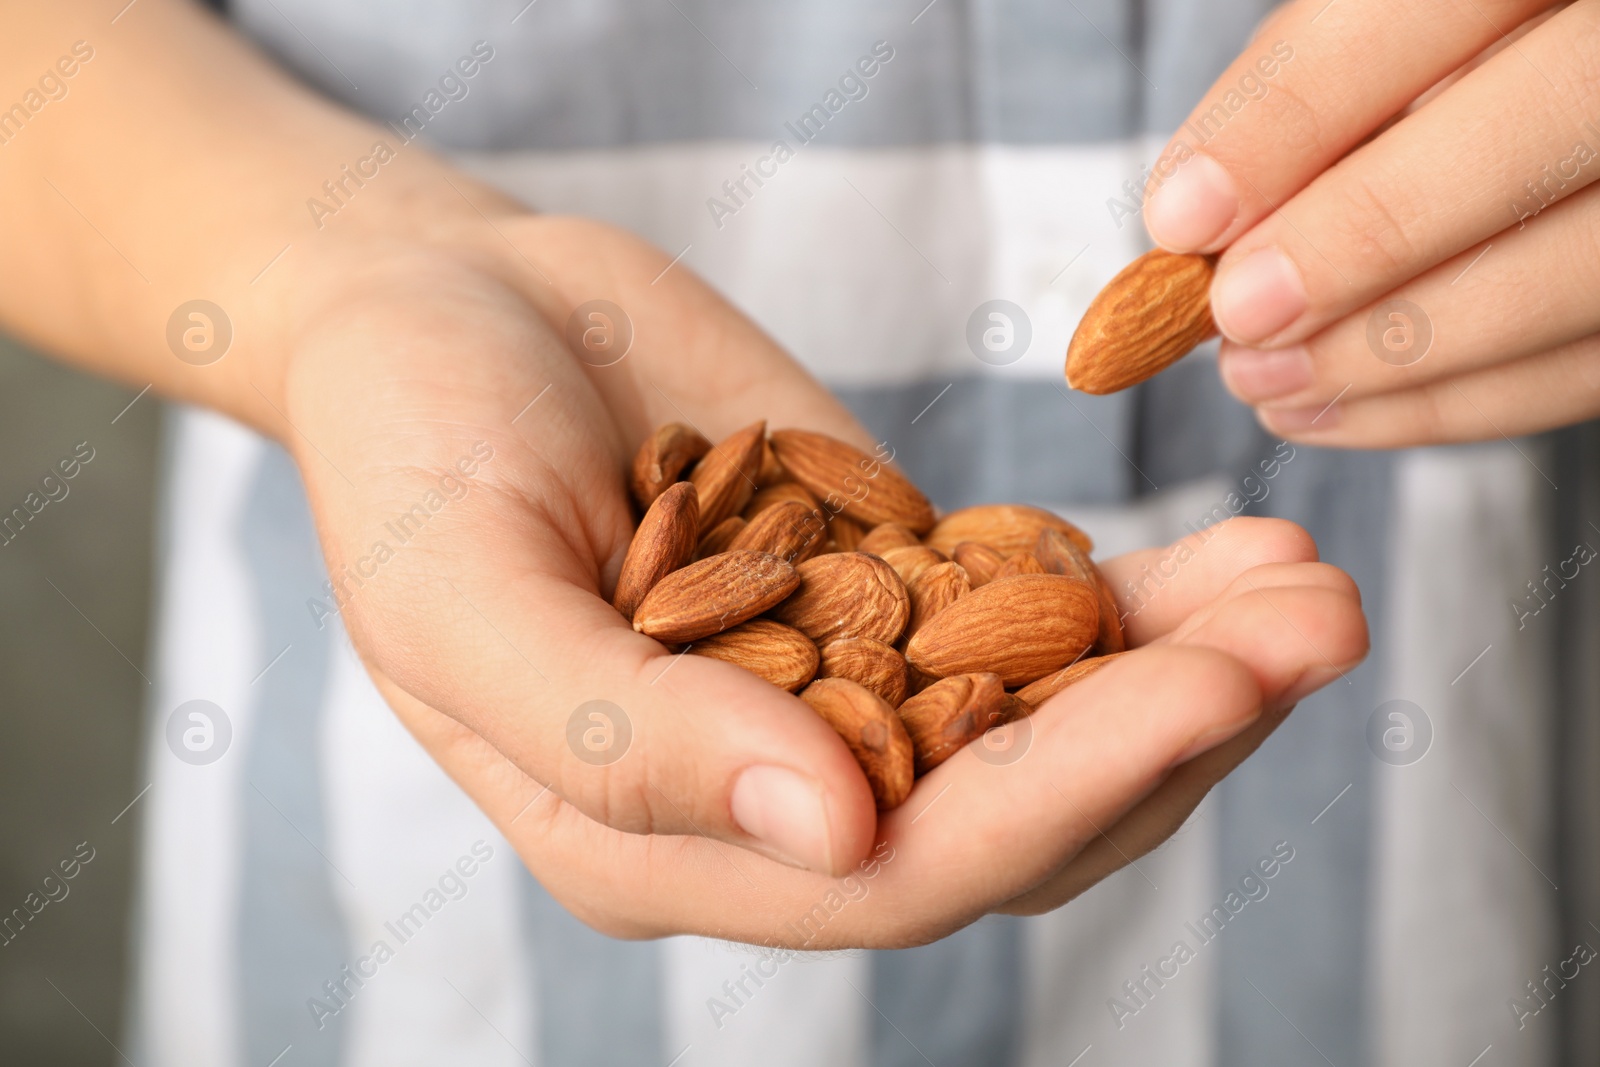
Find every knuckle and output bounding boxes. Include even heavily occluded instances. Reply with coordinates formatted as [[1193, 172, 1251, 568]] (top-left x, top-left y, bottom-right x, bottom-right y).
[[1326, 167, 1424, 280]]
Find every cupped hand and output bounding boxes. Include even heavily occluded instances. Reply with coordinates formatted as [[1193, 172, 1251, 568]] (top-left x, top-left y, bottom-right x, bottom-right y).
[[1142, 0, 1600, 446]]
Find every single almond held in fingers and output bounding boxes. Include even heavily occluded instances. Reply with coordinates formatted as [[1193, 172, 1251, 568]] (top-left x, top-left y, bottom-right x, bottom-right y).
[[800, 678, 914, 809], [904, 573, 1099, 686], [903, 561, 970, 642], [818, 636, 909, 708], [952, 542, 1005, 587], [772, 552, 909, 647], [1065, 249, 1217, 395], [729, 498, 826, 563], [1034, 529, 1125, 654], [1015, 651, 1127, 709], [925, 504, 1093, 556], [858, 522, 922, 556], [897, 672, 1023, 775], [878, 545, 948, 588], [630, 422, 711, 510], [697, 515, 746, 558], [690, 619, 819, 692], [634, 550, 799, 643], [770, 429, 936, 534], [612, 481, 700, 620], [688, 420, 766, 534]]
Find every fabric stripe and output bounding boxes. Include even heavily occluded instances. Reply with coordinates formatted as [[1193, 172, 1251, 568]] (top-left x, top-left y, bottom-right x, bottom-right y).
[[236, 445, 350, 1067], [519, 870, 664, 1066], [231, 0, 1254, 150], [869, 916, 1023, 1066]]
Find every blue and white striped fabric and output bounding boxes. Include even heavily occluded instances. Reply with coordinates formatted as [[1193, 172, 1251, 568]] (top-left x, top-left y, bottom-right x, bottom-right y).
[[127, 3, 1590, 1065]]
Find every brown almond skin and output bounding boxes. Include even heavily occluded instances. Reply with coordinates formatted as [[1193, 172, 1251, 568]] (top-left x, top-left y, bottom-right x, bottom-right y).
[[744, 482, 821, 519], [995, 550, 1046, 579], [878, 545, 948, 589], [1066, 250, 1217, 396], [1015, 651, 1128, 708], [729, 499, 826, 564], [826, 513, 865, 552], [688, 420, 766, 535], [697, 516, 746, 559], [612, 482, 700, 620], [634, 550, 798, 643], [905, 573, 1100, 686], [690, 620, 819, 692], [772, 552, 909, 647], [756, 437, 788, 487], [1035, 528, 1125, 654], [800, 678, 914, 809], [770, 429, 936, 534], [818, 636, 909, 707], [924, 504, 1093, 556], [858, 523, 922, 555], [952, 542, 1005, 587], [897, 672, 1022, 775], [630, 422, 712, 511], [903, 561, 970, 642]]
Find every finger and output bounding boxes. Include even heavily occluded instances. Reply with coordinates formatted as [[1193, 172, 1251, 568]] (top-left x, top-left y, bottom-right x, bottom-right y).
[[1219, 182, 1600, 408], [1160, 571, 1371, 706], [1098, 516, 1319, 645], [1208, 1, 1600, 346], [1252, 330, 1600, 446], [1141, 0, 1556, 253], [998, 704, 1291, 915], [392, 644, 1265, 946]]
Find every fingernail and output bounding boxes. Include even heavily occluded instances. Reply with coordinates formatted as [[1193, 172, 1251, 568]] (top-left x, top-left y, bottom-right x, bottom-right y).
[[1144, 153, 1237, 251], [1212, 248, 1308, 343], [731, 765, 836, 874], [1219, 344, 1313, 403], [1171, 717, 1256, 768], [1261, 400, 1341, 433]]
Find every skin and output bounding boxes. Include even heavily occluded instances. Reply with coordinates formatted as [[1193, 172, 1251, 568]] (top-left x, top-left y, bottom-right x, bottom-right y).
[[1142, 0, 1600, 445], [1, 1, 1368, 945]]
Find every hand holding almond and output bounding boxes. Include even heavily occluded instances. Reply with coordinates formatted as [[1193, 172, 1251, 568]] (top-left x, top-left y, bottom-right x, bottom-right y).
[[1140, 0, 1600, 445]]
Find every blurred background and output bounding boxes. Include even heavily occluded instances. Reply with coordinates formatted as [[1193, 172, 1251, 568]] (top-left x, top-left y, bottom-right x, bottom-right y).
[[0, 334, 157, 1066]]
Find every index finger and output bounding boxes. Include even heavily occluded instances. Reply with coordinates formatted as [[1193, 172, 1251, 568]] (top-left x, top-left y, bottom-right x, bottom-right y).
[[1140, 0, 1555, 253]]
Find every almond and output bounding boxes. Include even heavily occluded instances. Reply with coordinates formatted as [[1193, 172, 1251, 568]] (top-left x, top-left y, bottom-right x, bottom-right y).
[[688, 420, 766, 534], [904, 573, 1099, 686], [817, 636, 909, 707], [633, 550, 798, 643], [697, 516, 746, 558], [630, 422, 711, 510], [857, 522, 922, 555], [826, 513, 865, 552], [903, 561, 970, 642], [744, 482, 821, 519], [689, 619, 818, 692], [1035, 529, 1125, 654], [896, 672, 1025, 775], [1015, 650, 1128, 708], [951, 542, 1005, 587], [612, 481, 699, 620], [878, 545, 948, 588], [994, 550, 1046, 579], [772, 552, 909, 646], [756, 437, 788, 487], [924, 504, 1093, 556], [800, 678, 914, 809], [1065, 249, 1217, 395], [729, 498, 826, 563], [770, 429, 935, 534]]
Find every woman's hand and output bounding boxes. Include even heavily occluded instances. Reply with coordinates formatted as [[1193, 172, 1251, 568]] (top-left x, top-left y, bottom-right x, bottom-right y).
[[1142, 0, 1600, 446], [281, 213, 1367, 945]]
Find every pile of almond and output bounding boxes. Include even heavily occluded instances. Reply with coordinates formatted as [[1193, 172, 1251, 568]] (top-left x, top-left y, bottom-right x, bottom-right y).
[[614, 421, 1126, 810]]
